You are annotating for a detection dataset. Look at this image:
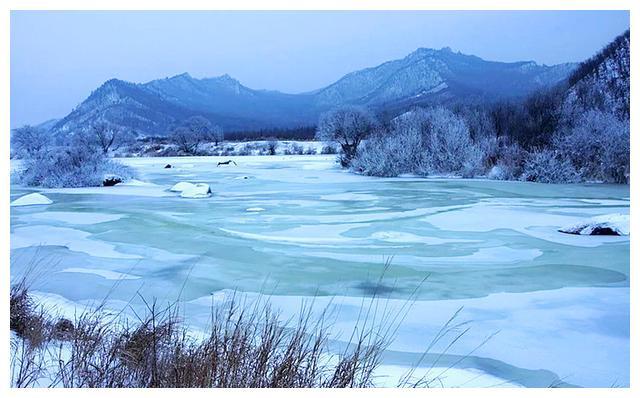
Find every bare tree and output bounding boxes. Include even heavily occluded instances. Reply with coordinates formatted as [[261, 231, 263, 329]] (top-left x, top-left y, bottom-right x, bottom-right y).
[[79, 122, 134, 154], [170, 116, 222, 155], [266, 138, 278, 155], [316, 106, 379, 167], [10, 125, 52, 158], [211, 126, 224, 146]]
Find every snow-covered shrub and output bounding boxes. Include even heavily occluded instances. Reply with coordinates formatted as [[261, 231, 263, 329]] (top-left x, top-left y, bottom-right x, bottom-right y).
[[290, 143, 303, 155], [521, 150, 579, 184], [553, 110, 629, 183], [236, 145, 250, 156], [352, 107, 487, 177], [321, 145, 337, 155], [266, 139, 279, 155], [351, 129, 422, 177], [304, 146, 316, 155], [14, 142, 134, 188], [486, 137, 527, 180]]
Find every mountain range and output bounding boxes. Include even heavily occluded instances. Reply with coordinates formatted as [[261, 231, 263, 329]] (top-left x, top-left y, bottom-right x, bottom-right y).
[[50, 47, 576, 136]]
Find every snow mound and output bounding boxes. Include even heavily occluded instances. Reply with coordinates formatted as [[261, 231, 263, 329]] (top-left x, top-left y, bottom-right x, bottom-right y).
[[180, 183, 212, 199], [170, 182, 196, 192], [11, 193, 53, 207], [559, 213, 629, 236], [120, 179, 155, 187], [246, 207, 265, 212]]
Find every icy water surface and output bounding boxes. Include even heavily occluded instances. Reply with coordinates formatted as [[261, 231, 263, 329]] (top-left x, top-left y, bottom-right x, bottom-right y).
[[10, 155, 629, 387]]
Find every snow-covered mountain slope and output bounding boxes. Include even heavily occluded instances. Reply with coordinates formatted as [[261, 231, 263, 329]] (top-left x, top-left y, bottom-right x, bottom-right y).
[[50, 47, 576, 136], [562, 30, 629, 119]]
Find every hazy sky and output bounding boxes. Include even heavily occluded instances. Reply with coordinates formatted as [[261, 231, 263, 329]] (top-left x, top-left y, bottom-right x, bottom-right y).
[[11, 10, 629, 127]]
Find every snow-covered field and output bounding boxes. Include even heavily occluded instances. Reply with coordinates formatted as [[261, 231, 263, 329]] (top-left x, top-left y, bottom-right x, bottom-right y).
[[10, 155, 630, 387]]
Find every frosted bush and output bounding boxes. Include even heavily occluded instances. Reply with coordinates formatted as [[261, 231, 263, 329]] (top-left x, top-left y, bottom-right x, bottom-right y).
[[352, 107, 487, 177], [321, 145, 337, 155], [521, 150, 579, 184], [487, 165, 508, 180], [14, 143, 134, 188], [486, 137, 527, 180], [553, 110, 629, 183]]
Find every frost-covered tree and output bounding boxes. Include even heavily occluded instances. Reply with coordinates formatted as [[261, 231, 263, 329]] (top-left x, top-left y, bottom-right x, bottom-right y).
[[521, 150, 579, 184], [352, 107, 486, 177], [170, 116, 222, 155], [485, 136, 527, 181], [316, 106, 380, 167], [266, 138, 279, 155], [553, 110, 629, 183], [10, 125, 52, 158], [76, 122, 135, 154], [210, 125, 224, 146]]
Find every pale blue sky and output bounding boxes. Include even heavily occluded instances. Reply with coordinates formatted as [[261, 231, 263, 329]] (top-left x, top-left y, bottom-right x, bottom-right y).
[[10, 10, 629, 127]]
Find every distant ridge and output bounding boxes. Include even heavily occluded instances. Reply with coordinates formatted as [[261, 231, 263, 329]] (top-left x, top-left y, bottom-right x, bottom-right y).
[[50, 47, 576, 136]]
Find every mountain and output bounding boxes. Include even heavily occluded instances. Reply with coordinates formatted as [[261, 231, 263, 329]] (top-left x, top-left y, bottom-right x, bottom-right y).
[[51, 47, 576, 136], [312, 47, 574, 108], [562, 29, 629, 119]]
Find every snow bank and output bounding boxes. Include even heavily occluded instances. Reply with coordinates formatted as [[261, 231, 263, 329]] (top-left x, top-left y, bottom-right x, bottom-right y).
[[559, 213, 629, 236], [169, 181, 196, 192], [119, 179, 156, 187], [10, 193, 53, 207], [180, 183, 212, 199]]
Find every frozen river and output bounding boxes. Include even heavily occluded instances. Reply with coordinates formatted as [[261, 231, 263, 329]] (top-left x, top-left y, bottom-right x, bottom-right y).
[[10, 155, 630, 387]]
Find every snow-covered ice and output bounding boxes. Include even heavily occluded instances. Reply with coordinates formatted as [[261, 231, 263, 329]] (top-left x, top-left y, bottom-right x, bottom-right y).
[[11, 225, 141, 259], [10, 155, 630, 387]]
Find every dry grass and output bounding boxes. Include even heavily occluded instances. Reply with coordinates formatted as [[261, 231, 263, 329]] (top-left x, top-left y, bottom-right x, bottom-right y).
[[9, 274, 412, 388]]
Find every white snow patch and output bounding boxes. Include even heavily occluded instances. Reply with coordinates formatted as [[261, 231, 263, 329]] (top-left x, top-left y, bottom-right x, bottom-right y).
[[560, 213, 629, 236], [371, 231, 479, 245], [220, 224, 362, 245], [579, 199, 630, 206], [321, 192, 378, 201], [11, 193, 53, 207], [180, 183, 211, 198], [170, 182, 196, 192], [59, 267, 141, 280], [119, 179, 156, 187], [374, 364, 522, 388], [26, 211, 123, 225]]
